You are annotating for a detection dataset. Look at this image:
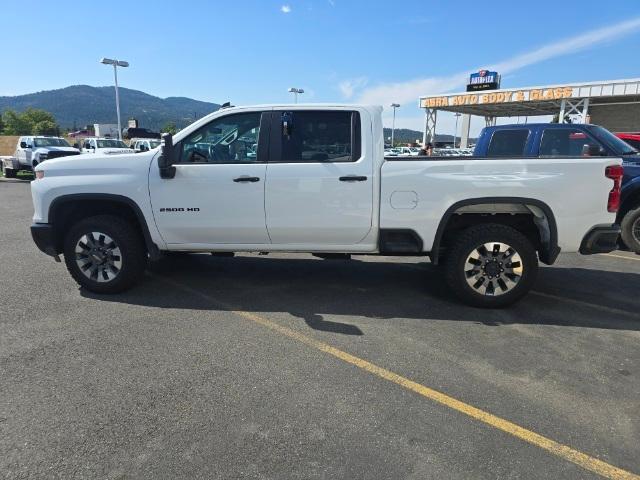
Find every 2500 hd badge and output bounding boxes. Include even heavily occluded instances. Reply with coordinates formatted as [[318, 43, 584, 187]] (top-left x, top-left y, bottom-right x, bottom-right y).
[[159, 207, 200, 212]]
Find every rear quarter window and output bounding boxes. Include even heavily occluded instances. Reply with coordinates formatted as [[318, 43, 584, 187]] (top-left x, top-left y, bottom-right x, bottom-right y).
[[487, 129, 530, 157]]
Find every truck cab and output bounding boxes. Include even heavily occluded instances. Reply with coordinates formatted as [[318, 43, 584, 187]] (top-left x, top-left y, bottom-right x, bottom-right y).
[[473, 123, 639, 158]]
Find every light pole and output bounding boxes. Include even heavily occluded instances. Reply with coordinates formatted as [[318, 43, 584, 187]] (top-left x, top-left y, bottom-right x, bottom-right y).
[[390, 103, 400, 147], [100, 57, 129, 140], [288, 87, 304, 103], [453, 112, 461, 148]]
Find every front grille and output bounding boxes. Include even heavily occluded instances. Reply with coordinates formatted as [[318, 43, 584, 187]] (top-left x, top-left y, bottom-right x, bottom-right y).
[[47, 151, 80, 160]]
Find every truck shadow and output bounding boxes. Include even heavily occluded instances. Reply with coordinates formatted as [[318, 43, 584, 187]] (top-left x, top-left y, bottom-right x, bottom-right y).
[[81, 254, 640, 334]]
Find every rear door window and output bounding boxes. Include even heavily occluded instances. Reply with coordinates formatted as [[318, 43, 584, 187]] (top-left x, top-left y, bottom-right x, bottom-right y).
[[273, 111, 360, 162], [539, 129, 604, 157], [487, 129, 530, 157]]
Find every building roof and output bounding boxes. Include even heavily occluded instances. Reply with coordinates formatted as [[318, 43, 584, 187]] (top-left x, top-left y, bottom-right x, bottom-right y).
[[418, 78, 640, 117]]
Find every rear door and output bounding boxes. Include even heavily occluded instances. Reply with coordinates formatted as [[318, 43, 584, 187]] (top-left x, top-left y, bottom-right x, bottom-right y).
[[264, 109, 373, 245]]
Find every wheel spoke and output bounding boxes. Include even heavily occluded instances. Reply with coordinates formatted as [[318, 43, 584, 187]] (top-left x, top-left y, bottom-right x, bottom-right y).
[[75, 231, 122, 284], [465, 241, 524, 297]]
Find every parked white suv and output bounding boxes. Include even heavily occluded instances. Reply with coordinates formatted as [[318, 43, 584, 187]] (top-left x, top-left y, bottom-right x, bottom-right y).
[[2, 136, 80, 177], [30, 105, 623, 307]]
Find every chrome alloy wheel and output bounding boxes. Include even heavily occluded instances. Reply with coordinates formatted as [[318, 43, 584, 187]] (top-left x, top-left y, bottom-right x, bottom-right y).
[[464, 242, 523, 296], [75, 232, 122, 282]]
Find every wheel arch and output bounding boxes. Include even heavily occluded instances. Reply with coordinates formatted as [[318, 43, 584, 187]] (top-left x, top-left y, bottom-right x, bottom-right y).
[[48, 193, 160, 259], [430, 197, 559, 266], [619, 181, 640, 220]]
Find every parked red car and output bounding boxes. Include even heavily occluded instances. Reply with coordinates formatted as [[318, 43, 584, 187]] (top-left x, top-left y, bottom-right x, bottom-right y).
[[615, 132, 640, 150]]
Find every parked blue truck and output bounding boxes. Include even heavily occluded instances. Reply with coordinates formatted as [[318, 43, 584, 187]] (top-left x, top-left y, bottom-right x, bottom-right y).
[[472, 123, 640, 253]]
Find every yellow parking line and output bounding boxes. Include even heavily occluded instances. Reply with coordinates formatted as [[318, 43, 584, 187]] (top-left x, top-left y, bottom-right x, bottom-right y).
[[601, 253, 640, 262], [156, 275, 639, 480]]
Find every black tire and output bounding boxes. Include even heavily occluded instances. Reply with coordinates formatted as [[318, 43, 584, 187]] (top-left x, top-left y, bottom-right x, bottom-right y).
[[4, 168, 16, 178], [620, 206, 640, 254], [63, 215, 146, 293], [444, 224, 538, 308]]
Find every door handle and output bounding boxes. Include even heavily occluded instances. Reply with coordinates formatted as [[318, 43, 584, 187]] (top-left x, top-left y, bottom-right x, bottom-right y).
[[233, 176, 260, 183], [339, 175, 367, 182]]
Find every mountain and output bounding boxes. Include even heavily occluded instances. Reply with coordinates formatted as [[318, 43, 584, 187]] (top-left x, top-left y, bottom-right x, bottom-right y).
[[0, 85, 220, 131]]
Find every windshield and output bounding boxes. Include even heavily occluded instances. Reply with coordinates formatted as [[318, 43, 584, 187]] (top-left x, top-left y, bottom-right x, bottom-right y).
[[149, 140, 161, 149], [33, 137, 70, 147], [588, 126, 639, 155], [97, 139, 128, 148]]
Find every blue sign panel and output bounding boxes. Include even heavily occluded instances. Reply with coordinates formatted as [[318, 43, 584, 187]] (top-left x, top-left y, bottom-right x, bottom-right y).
[[467, 70, 500, 91]]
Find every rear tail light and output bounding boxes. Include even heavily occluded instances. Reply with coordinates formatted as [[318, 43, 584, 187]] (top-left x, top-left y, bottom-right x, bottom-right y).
[[605, 164, 624, 213]]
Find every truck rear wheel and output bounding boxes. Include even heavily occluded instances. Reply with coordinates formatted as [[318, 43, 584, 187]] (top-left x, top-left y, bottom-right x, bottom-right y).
[[63, 215, 146, 293], [620, 206, 640, 254], [444, 224, 538, 308]]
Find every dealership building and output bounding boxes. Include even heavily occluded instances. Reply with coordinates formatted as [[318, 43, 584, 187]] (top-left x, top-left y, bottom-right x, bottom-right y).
[[419, 74, 640, 147]]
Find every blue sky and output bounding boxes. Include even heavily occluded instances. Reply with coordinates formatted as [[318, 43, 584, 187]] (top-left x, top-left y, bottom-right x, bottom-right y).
[[1, 0, 640, 134]]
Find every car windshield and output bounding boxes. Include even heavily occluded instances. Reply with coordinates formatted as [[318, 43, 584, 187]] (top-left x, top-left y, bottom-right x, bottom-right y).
[[33, 138, 70, 147], [588, 126, 639, 155], [97, 139, 128, 148], [149, 140, 161, 149]]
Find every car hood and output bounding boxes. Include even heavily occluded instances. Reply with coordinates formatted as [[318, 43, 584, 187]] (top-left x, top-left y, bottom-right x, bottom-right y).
[[34, 150, 156, 177], [34, 146, 80, 154], [95, 148, 136, 155]]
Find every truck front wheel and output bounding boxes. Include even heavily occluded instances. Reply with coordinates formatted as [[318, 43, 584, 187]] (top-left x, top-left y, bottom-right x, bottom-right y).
[[444, 224, 538, 308], [620, 206, 640, 253], [63, 215, 146, 293]]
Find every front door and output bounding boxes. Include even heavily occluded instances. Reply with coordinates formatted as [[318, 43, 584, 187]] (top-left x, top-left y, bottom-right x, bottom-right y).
[[149, 111, 270, 246], [265, 110, 373, 245]]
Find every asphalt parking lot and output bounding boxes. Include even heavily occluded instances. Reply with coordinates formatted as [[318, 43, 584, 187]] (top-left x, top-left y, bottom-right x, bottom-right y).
[[1, 178, 639, 480]]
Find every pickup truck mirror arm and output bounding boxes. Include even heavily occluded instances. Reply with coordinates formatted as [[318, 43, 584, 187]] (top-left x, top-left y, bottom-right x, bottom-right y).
[[158, 133, 177, 179]]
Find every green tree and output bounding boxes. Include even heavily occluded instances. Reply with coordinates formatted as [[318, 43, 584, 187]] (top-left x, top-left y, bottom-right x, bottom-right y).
[[32, 119, 58, 135], [2, 108, 59, 135], [161, 121, 178, 135], [0, 113, 4, 134], [2, 110, 32, 135]]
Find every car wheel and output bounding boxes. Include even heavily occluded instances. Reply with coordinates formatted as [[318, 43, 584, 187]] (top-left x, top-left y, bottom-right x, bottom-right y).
[[444, 224, 538, 308], [620, 206, 640, 254], [4, 168, 16, 178], [63, 215, 146, 293]]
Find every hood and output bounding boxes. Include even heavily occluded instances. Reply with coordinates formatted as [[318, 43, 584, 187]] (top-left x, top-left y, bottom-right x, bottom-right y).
[[34, 146, 80, 154], [34, 150, 156, 177], [95, 148, 136, 155]]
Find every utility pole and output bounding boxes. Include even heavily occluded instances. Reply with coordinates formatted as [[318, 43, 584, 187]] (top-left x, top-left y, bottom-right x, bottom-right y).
[[390, 103, 400, 146]]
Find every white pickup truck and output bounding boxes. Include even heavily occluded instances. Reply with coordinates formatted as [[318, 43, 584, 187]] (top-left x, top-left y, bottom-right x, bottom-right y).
[[81, 137, 134, 155], [30, 105, 623, 307]]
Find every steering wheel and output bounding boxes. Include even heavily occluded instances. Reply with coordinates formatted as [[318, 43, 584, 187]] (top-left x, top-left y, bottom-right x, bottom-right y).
[[208, 144, 226, 163]]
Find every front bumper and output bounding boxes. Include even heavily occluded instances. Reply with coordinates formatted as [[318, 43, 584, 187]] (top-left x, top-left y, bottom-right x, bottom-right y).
[[579, 224, 621, 255], [30, 223, 58, 257]]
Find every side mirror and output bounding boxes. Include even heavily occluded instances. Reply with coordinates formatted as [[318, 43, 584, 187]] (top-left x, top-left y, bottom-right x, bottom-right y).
[[158, 133, 177, 179], [20, 142, 28, 148]]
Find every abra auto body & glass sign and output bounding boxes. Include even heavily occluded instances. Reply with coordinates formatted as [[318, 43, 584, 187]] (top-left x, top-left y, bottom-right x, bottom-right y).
[[421, 86, 576, 108]]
